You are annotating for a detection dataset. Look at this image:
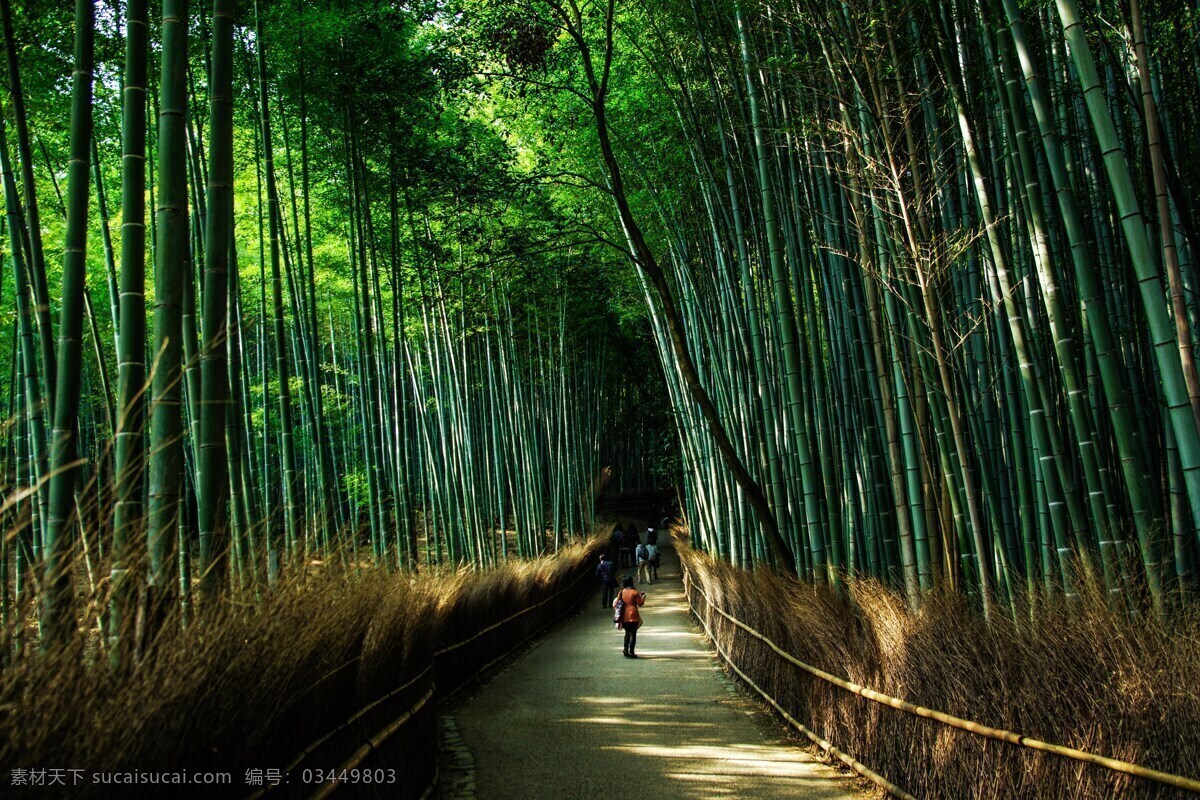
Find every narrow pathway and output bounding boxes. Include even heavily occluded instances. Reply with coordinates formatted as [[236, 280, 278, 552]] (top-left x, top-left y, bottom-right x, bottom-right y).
[[439, 544, 862, 799]]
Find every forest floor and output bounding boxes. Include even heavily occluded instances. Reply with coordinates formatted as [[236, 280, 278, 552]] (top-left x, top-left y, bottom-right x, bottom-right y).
[[436, 540, 867, 799]]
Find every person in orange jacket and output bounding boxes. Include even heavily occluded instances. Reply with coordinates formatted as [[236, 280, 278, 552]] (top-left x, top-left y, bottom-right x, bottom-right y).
[[614, 576, 647, 658]]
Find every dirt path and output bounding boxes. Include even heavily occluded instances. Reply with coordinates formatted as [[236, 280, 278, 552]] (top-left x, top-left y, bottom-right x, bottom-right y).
[[438, 543, 862, 799]]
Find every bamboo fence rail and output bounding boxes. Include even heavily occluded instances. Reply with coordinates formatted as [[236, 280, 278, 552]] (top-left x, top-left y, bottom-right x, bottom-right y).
[[433, 566, 595, 658], [307, 687, 434, 800], [690, 585, 917, 799], [246, 551, 599, 800], [682, 561, 1200, 794]]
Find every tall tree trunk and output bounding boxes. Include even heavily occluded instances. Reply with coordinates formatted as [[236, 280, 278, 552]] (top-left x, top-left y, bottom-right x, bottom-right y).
[[256, 0, 301, 574], [109, 0, 148, 660], [147, 0, 189, 628], [41, 0, 94, 648], [549, 0, 796, 574], [197, 0, 234, 597]]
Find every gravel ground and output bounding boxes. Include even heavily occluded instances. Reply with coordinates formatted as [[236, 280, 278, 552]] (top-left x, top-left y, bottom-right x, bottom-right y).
[[438, 543, 862, 800]]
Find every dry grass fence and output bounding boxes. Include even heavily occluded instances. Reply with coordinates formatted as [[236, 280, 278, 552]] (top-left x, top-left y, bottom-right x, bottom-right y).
[[0, 537, 601, 799], [676, 536, 1200, 799]]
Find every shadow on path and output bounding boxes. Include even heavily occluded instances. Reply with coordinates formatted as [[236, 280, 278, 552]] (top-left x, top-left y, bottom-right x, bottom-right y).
[[439, 543, 861, 799]]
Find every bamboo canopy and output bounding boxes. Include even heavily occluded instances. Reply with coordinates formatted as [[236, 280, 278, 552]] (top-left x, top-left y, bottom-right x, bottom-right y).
[[0, 0, 1196, 649]]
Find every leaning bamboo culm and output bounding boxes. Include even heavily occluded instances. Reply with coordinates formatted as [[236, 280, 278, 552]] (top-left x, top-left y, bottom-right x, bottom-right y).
[[588, 0, 1200, 620]]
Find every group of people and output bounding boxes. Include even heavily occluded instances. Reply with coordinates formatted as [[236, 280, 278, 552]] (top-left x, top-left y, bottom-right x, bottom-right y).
[[596, 521, 666, 658], [612, 523, 661, 574]]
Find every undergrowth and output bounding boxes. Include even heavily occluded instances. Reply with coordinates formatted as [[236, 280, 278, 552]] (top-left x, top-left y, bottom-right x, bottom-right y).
[[677, 535, 1200, 799], [0, 537, 600, 798]]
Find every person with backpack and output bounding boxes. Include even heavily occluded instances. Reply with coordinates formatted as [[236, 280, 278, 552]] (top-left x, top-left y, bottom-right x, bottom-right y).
[[635, 540, 651, 584], [596, 553, 617, 609], [645, 541, 659, 582], [613, 577, 647, 658]]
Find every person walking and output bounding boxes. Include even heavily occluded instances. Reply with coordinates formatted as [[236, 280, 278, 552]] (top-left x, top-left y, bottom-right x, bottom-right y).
[[618, 525, 634, 568], [646, 541, 659, 582], [646, 526, 658, 546], [614, 577, 646, 658], [636, 541, 651, 584], [596, 553, 617, 609]]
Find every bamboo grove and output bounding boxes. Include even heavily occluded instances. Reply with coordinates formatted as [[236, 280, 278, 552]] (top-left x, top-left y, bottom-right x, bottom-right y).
[[504, 0, 1200, 618], [5, 0, 1200, 655], [0, 0, 660, 655]]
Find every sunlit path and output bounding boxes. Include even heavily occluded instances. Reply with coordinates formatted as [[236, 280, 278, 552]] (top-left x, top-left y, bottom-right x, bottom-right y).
[[441, 545, 860, 799], [5, 0, 1197, 792]]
